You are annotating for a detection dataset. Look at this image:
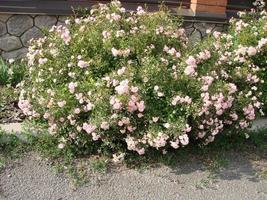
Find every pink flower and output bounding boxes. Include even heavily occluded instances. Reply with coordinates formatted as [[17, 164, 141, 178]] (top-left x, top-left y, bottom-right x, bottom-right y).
[[117, 67, 126, 75], [243, 104, 255, 120], [137, 148, 145, 155], [84, 102, 93, 111], [74, 108, 80, 114], [43, 112, 50, 119], [115, 80, 129, 95], [18, 99, 31, 115], [184, 96, 192, 104], [92, 132, 101, 141], [57, 100, 66, 108], [122, 117, 130, 125], [179, 134, 189, 146], [58, 143, 65, 149], [111, 48, 119, 57], [102, 31, 110, 39], [110, 96, 122, 110], [198, 50, 211, 60], [198, 132, 206, 139], [184, 65, 196, 76], [228, 83, 237, 94], [100, 122, 110, 130], [110, 13, 121, 21], [127, 126, 134, 132], [152, 117, 159, 122], [60, 27, 71, 45], [113, 102, 121, 110], [137, 6, 145, 15], [136, 101, 145, 112], [82, 123, 96, 134], [163, 123, 171, 129], [112, 153, 125, 163], [137, 113, 143, 118], [258, 38, 267, 48], [68, 82, 77, 93], [170, 140, 179, 149], [128, 100, 137, 112], [185, 56, 197, 66], [213, 31, 221, 39], [184, 124, 192, 133], [176, 52, 181, 58], [247, 47, 257, 56], [38, 58, 48, 65], [239, 120, 249, 129], [131, 86, 139, 93], [78, 60, 89, 68]]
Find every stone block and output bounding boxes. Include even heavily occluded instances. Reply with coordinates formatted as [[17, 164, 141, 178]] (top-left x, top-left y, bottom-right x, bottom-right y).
[[21, 27, 43, 47], [35, 15, 57, 29], [0, 35, 22, 51], [7, 15, 33, 36], [0, 14, 11, 23], [2, 48, 28, 60], [0, 21, 7, 36]]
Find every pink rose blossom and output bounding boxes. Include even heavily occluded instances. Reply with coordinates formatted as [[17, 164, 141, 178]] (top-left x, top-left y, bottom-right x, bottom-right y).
[[101, 122, 110, 130], [247, 47, 257, 56], [117, 67, 126, 75], [57, 101, 66, 108], [82, 123, 96, 134], [111, 48, 119, 57], [78, 60, 89, 68], [170, 140, 179, 149], [74, 108, 81, 114], [179, 134, 189, 146], [137, 148, 145, 155], [184, 65, 196, 76], [131, 86, 139, 93], [115, 80, 129, 95], [152, 117, 159, 123], [128, 100, 137, 112], [92, 132, 101, 141], [136, 101, 145, 112], [68, 82, 77, 93], [185, 56, 197, 66]]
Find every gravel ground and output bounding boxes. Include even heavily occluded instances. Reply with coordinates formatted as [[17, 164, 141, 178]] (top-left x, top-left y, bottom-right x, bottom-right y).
[[0, 153, 266, 200]]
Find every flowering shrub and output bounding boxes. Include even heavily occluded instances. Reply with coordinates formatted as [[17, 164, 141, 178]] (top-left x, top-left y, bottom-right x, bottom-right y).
[[190, 5, 267, 111], [19, 0, 264, 157], [223, 2, 267, 113], [184, 3, 267, 132]]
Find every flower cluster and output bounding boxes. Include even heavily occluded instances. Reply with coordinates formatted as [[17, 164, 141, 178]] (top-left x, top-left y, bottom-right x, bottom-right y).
[[19, 1, 265, 157]]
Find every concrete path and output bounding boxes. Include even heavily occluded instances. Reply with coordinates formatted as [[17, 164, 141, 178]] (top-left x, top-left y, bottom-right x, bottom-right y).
[[0, 153, 266, 200], [0, 120, 267, 200]]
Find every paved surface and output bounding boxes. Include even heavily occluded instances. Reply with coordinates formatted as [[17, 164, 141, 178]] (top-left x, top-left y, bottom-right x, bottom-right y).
[[0, 153, 266, 200], [0, 123, 22, 133], [0, 120, 267, 200]]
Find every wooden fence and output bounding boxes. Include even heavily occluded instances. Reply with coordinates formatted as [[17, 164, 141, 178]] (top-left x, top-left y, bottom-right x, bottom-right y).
[[0, 0, 256, 18]]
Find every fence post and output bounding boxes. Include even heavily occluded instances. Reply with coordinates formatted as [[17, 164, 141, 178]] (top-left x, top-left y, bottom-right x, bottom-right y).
[[190, 0, 228, 18]]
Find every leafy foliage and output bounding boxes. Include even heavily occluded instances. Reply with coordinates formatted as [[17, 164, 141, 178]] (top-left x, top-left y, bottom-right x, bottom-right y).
[[20, 1, 265, 158]]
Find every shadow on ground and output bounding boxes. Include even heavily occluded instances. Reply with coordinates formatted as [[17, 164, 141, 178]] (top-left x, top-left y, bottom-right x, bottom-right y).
[[0, 126, 267, 200]]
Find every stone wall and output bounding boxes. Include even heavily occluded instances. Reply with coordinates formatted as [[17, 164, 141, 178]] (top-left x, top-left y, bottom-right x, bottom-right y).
[[0, 14, 67, 60], [184, 21, 228, 46], [0, 13, 227, 60]]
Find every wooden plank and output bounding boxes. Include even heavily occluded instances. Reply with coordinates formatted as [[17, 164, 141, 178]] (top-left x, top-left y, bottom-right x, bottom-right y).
[[0, 0, 190, 15], [0, 0, 228, 22], [226, 0, 254, 18]]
